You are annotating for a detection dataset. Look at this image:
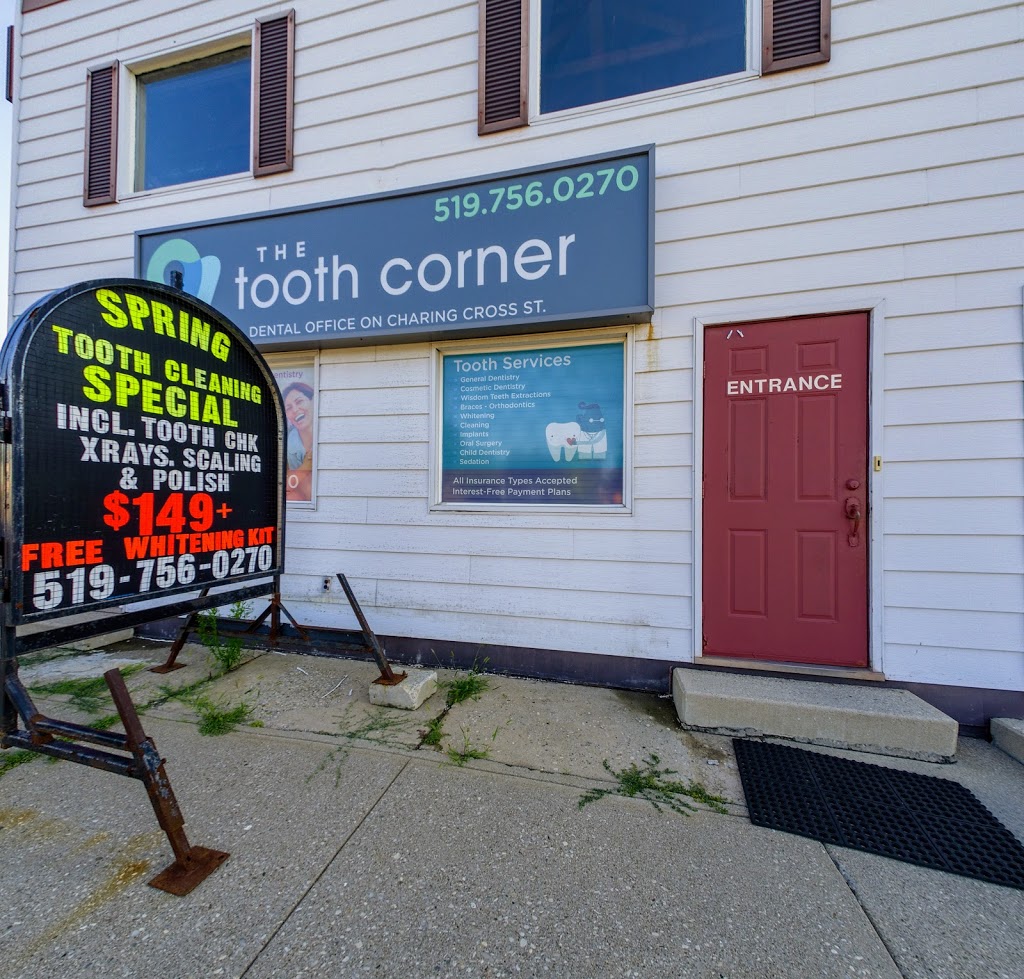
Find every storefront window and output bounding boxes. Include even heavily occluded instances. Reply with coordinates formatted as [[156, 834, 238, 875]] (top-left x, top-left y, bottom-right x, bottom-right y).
[[437, 336, 627, 507]]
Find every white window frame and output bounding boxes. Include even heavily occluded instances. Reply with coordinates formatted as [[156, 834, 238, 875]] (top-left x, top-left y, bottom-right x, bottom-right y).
[[120, 28, 254, 199], [528, 0, 761, 124]]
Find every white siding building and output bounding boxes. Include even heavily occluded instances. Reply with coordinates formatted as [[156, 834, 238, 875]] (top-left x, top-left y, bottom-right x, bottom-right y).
[[8, 0, 1024, 727]]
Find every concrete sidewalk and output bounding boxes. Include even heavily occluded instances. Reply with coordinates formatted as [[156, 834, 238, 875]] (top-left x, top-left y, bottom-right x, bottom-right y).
[[2, 639, 1023, 979]]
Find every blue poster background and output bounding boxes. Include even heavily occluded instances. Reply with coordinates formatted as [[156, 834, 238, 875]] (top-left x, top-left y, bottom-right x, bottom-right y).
[[441, 342, 624, 505]]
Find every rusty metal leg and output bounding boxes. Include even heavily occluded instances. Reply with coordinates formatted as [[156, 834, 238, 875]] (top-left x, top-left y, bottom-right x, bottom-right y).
[[151, 587, 211, 674], [105, 669, 228, 895], [1, 661, 17, 737], [335, 574, 406, 686], [273, 593, 310, 642], [268, 591, 282, 644], [1, 625, 17, 737], [243, 580, 310, 645], [243, 599, 276, 633]]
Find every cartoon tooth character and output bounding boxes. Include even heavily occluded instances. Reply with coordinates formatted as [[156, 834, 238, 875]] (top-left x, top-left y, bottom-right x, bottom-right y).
[[544, 402, 608, 463], [545, 421, 581, 462], [574, 402, 607, 460]]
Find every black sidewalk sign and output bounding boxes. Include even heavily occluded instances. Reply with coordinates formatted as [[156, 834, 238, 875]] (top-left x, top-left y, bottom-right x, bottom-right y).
[[0, 278, 286, 894]]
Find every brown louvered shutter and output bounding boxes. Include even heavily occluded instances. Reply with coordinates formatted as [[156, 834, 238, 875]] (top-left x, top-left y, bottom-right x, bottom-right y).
[[83, 62, 118, 206], [254, 9, 294, 176], [478, 0, 528, 135], [6, 26, 14, 104], [763, 0, 831, 74]]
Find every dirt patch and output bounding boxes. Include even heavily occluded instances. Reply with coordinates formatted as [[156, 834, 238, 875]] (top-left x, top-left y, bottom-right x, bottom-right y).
[[679, 730, 731, 763]]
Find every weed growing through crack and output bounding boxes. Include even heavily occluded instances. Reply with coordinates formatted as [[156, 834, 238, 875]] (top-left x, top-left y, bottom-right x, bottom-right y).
[[308, 745, 350, 787], [418, 660, 492, 751], [419, 714, 445, 748], [445, 727, 489, 767], [442, 661, 490, 708], [578, 754, 730, 816], [198, 600, 251, 675], [152, 677, 210, 707], [193, 695, 254, 736], [337, 706, 417, 748]]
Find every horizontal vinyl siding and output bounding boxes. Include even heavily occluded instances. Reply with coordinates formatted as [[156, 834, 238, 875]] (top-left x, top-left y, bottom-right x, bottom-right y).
[[11, 0, 1024, 684]]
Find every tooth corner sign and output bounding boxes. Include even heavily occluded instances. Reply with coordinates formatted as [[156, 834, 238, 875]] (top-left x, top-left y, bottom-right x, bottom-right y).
[[0, 279, 285, 625], [136, 146, 655, 349]]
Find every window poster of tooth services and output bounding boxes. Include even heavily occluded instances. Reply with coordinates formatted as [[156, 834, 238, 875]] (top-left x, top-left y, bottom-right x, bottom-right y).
[[439, 339, 625, 506], [0, 279, 285, 627]]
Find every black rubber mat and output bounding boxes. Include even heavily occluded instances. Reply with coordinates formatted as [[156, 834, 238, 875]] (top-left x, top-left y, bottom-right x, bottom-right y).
[[733, 738, 1024, 890]]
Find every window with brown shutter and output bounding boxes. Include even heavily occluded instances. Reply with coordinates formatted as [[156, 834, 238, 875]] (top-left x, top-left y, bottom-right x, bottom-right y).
[[763, 0, 831, 74], [478, 0, 528, 135], [254, 10, 295, 176], [480, 2, 831, 129], [83, 63, 118, 207], [82, 12, 295, 203]]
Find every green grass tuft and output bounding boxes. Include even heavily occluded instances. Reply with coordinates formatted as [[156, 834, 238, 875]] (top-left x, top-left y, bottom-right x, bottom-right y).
[[0, 749, 38, 780], [578, 754, 730, 816], [419, 714, 445, 747], [443, 663, 490, 708], [193, 696, 253, 736], [444, 726, 489, 767], [28, 664, 144, 715]]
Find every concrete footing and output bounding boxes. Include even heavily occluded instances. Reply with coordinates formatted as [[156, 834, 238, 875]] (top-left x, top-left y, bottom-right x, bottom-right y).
[[673, 668, 959, 762], [991, 718, 1024, 765], [368, 669, 438, 710]]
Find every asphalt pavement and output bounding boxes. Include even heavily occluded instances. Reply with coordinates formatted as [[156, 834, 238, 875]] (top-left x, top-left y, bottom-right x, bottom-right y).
[[2, 638, 1022, 979]]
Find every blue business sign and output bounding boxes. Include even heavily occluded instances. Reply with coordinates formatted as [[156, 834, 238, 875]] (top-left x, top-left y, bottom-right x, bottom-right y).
[[136, 148, 653, 348], [441, 340, 625, 506]]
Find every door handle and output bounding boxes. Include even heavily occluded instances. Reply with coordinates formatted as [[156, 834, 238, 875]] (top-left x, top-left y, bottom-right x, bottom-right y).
[[844, 497, 862, 547]]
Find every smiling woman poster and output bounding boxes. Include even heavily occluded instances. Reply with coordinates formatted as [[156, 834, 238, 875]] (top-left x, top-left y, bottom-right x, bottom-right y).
[[271, 363, 317, 503]]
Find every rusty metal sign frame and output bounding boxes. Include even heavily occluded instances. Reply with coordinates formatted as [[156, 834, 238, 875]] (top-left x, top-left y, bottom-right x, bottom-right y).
[[151, 572, 406, 687], [1, 657, 229, 894]]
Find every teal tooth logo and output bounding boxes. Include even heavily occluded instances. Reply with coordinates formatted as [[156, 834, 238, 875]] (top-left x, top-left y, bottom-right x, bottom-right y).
[[145, 238, 221, 304]]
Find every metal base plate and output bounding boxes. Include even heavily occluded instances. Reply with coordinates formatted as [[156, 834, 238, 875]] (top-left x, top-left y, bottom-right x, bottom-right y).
[[147, 847, 229, 896], [149, 662, 188, 674], [372, 671, 408, 687]]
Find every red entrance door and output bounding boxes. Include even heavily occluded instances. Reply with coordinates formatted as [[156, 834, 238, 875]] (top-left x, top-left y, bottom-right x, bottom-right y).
[[703, 313, 869, 668]]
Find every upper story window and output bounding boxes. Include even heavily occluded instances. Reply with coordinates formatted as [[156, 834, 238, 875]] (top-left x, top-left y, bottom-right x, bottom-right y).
[[135, 48, 251, 191], [539, 0, 747, 114], [84, 11, 295, 206], [478, 0, 831, 134]]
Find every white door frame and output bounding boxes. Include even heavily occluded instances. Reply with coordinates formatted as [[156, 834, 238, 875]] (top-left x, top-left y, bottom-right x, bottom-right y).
[[692, 298, 887, 675]]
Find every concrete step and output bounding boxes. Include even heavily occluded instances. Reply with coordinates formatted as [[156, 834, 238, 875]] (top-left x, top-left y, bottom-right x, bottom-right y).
[[991, 718, 1024, 765], [673, 668, 958, 763]]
